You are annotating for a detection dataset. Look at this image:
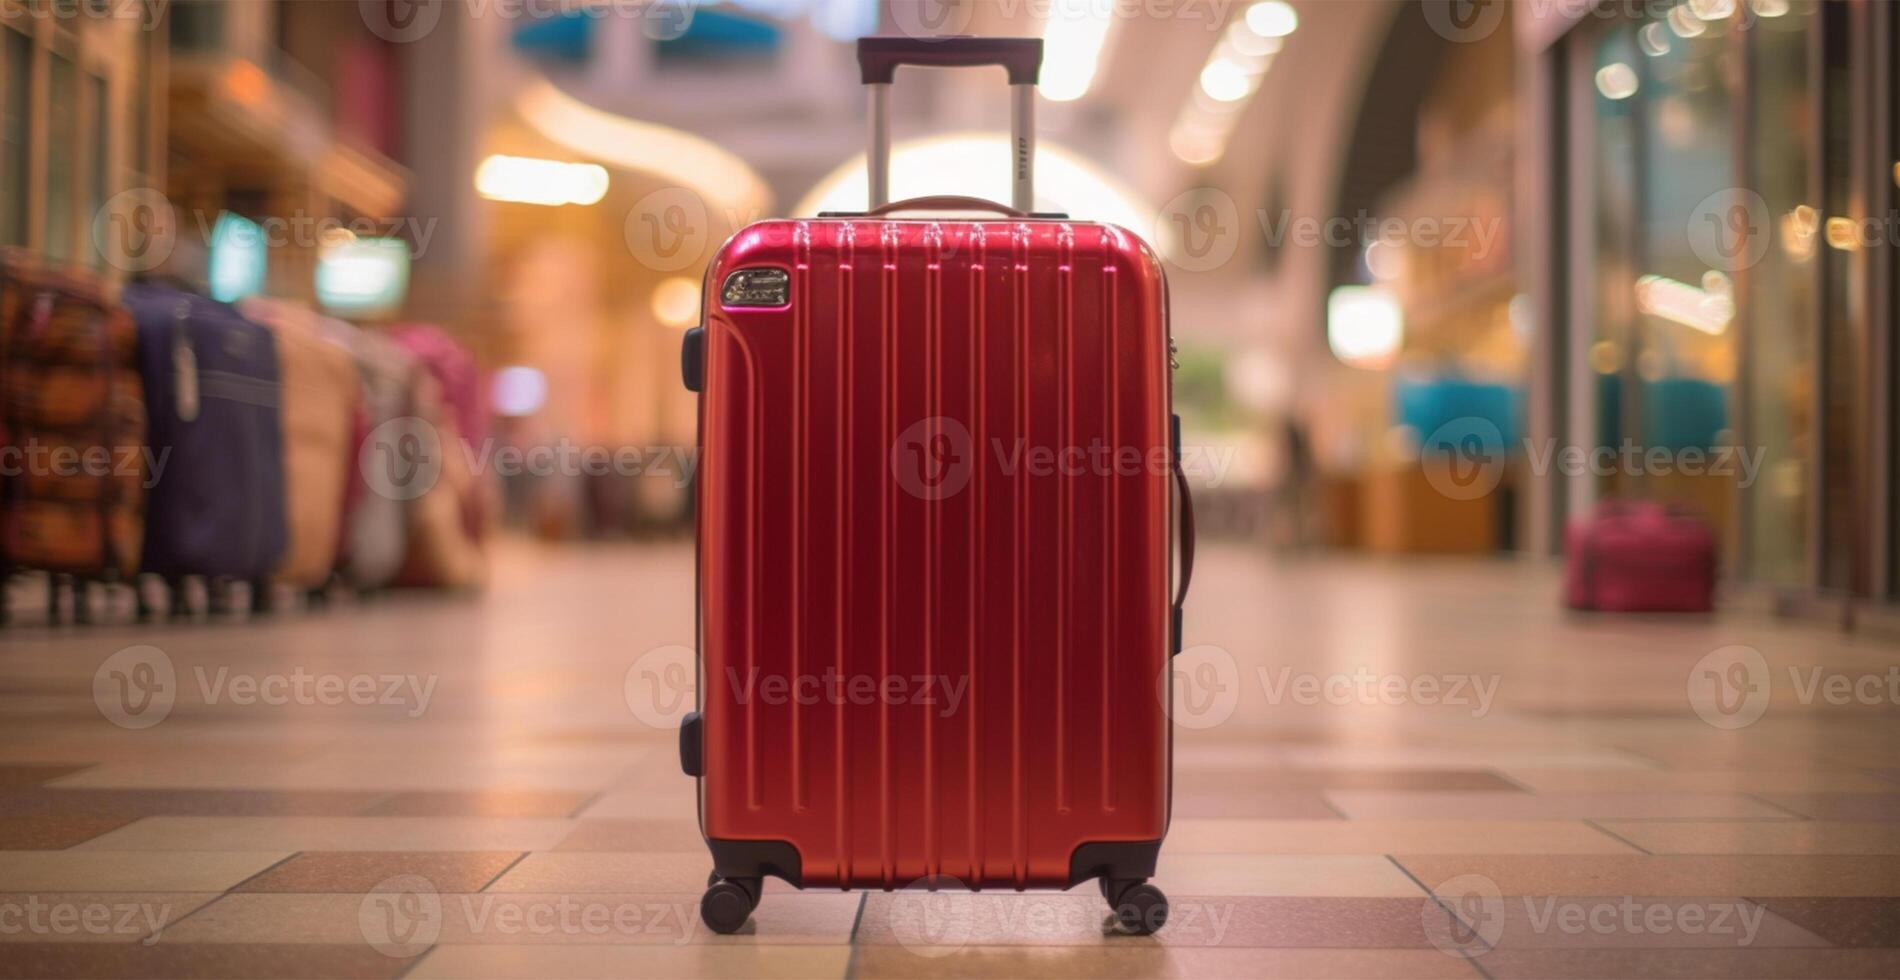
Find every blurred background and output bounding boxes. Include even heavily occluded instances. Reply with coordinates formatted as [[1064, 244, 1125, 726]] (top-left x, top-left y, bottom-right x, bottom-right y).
[[4, 0, 1897, 623]]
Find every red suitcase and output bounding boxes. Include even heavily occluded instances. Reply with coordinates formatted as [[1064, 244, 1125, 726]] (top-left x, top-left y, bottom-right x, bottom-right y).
[[680, 37, 1192, 936]]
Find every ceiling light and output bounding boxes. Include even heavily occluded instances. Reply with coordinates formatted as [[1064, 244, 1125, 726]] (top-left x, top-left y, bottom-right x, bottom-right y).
[[1244, 1, 1298, 38], [475, 154, 610, 207], [1040, 3, 1116, 103]]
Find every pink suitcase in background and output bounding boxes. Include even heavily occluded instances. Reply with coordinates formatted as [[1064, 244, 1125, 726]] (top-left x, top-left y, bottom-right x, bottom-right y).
[[1564, 500, 1716, 612], [390, 324, 488, 540]]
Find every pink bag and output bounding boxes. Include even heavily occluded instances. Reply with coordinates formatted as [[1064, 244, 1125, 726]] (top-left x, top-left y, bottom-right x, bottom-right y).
[[388, 323, 487, 540], [1564, 500, 1717, 612]]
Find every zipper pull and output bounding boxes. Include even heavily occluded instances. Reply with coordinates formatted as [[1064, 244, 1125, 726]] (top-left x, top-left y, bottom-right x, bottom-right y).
[[1168, 336, 1180, 371]]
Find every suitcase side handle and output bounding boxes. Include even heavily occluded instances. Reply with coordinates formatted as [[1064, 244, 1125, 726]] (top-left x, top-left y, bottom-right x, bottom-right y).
[[1171, 416, 1195, 654], [858, 36, 1041, 213]]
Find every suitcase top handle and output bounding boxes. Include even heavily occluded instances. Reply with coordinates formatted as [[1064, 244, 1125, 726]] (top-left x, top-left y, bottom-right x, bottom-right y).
[[858, 36, 1043, 214], [860, 195, 1026, 218], [856, 36, 1043, 86]]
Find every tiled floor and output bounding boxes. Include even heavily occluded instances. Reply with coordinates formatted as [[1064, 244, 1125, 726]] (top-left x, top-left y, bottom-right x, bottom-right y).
[[1, 541, 1897, 978]]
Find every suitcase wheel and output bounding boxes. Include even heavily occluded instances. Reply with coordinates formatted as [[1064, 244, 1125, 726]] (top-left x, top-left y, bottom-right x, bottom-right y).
[[700, 876, 760, 935], [1104, 879, 1168, 936]]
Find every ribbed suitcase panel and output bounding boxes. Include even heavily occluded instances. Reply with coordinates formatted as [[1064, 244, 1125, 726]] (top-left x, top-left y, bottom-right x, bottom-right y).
[[701, 219, 1170, 890]]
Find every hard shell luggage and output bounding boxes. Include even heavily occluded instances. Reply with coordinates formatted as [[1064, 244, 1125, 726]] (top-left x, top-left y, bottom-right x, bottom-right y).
[[0, 253, 148, 622], [681, 37, 1191, 937], [1564, 499, 1717, 612], [123, 283, 287, 583], [239, 297, 364, 593], [329, 323, 411, 590]]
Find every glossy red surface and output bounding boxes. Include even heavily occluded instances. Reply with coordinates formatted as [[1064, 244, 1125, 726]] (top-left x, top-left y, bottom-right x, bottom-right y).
[[696, 218, 1173, 890]]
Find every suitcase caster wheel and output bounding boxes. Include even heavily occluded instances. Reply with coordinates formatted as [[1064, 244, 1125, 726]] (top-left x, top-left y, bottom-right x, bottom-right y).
[[705, 872, 761, 908], [1108, 881, 1168, 936], [701, 879, 755, 934]]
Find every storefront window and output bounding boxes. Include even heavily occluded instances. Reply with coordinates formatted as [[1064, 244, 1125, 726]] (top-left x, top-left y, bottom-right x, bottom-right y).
[[88, 72, 107, 269], [45, 50, 76, 262], [1588, 9, 1740, 550], [1743, 2, 1818, 589], [1, 29, 29, 247]]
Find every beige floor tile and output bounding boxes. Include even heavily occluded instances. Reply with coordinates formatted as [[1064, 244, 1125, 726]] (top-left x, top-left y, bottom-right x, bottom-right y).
[[0, 894, 220, 943], [574, 788, 699, 820], [1159, 855, 1424, 897], [1163, 820, 1638, 855], [407, 943, 852, 979], [0, 851, 291, 892], [234, 851, 526, 893], [412, 945, 851, 972], [1471, 948, 1900, 978], [1278, 746, 1657, 771], [552, 819, 708, 852], [1476, 897, 1830, 949], [0, 941, 425, 977], [485, 852, 714, 893], [1325, 791, 1796, 821], [1397, 855, 1900, 897], [848, 945, 1482, 979], [72, 817, 574, 852], [1496, 769, 1900, 794], [159, 893, 401, 945], [165, 889, 860, 947], [1595, 821, 1900, 855]]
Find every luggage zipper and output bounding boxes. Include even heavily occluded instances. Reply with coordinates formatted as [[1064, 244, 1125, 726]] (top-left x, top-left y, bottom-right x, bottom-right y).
[[1168, 336, 1179, 371]]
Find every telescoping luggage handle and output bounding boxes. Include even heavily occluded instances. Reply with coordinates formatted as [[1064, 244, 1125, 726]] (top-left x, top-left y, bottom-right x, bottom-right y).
[[857, 36, 1043, 213]]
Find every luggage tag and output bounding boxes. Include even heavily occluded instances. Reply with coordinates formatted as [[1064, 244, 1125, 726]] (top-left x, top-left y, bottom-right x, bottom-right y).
[[171, 301, 199, 423]]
